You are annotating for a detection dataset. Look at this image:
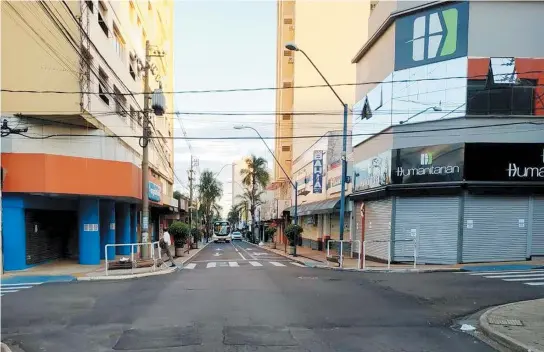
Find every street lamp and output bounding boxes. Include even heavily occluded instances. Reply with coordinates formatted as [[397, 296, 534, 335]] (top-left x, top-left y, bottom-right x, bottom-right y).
[[285, 42, 349, 241], [399, 105, 442, 125], [233, 125, 299, 256], [214, 163, 233, 177]]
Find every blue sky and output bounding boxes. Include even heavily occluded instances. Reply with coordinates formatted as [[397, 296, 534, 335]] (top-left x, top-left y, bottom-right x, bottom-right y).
[[173, 1, 277, 214]]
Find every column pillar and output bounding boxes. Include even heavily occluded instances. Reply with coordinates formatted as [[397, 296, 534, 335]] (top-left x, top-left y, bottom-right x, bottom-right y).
[[116, 203, 131, 255], [100, 201, 116, 260], [79, 198, 100, 265], [3, 196, 27, 271], [131, 205, 138, 253]]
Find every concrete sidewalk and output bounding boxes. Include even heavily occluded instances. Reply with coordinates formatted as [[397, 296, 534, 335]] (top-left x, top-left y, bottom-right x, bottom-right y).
[[262, 242, 544, 273], [480, 298, 544, 352], [1, 242, 209, 282]]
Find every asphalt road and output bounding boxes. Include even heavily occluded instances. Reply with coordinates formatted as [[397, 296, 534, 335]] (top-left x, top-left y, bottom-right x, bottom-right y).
[[2, 241, 543, 351]]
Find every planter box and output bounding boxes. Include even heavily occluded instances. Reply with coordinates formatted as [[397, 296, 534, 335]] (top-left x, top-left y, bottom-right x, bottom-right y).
[[288, 246, 296, 255], [175, 247, 184, 257]]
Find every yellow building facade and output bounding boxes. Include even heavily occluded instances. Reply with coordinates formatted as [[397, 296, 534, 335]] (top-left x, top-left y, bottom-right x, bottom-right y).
[[274, 0, 370, 247], [1, 0, 176, 271]]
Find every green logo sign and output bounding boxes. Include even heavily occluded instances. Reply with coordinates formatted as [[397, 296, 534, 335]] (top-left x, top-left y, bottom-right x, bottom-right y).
[[395, 2, 469, 70]]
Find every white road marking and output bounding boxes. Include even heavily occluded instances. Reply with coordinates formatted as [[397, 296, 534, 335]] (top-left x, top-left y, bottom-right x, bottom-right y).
[[290, 262, 306, 267], [228, 262, 239, 267], [504, 276, 544, 282], [468, 269, 544, 276], [526, 282, 544, 286], [1, 290, 20, 293], [483, 273, 544, 279], [184, 263, 197, 269], [1, 283, 43, 286], [1, 286, 32, 289], [269, 261, 286, 267], [231, 242, 246, 260], [249, 261, 263, 267], [207, 262, 217, 268]]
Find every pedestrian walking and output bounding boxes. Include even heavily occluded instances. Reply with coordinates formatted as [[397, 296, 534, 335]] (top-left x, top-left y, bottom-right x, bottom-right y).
[[159, 229, 176, 267]]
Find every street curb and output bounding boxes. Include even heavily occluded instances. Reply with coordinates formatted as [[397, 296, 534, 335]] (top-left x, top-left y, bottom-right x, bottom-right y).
[[1, 342, 13, 352], [76, 241, 210, 281], [244, 242, 462, 273], [479, 299, 543, 352]]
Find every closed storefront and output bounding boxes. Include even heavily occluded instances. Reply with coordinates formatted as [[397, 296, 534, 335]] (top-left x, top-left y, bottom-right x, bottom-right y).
[[394, 196, 460, 264], [25, 209, 78, 265], [462, 196, 529, 263], [363, 198, 392, 261], [531, 197, 544, 256]]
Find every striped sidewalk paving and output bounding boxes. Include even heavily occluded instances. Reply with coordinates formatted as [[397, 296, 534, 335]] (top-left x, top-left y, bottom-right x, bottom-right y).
[[183, 261, 306, 269]]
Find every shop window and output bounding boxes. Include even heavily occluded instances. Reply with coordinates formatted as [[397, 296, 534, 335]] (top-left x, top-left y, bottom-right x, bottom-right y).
[[467, 79, 536, 115]]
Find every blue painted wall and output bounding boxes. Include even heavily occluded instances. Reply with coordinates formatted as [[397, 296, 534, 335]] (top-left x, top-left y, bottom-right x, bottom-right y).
[[78, 198, 100, 265], [131, 205, 138, 253], [116, 203, 131, 255], [3, 195, 26, 271], [100, 201, 116, 260]]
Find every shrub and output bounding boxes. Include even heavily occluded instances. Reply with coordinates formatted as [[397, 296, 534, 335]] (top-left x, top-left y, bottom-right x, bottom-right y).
[[169, 221, 190, 248], [284, 224, 303, 247]]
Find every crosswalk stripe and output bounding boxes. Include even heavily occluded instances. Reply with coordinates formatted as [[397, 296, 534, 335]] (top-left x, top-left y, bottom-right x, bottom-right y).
[[249, 261, 263, 267], [526, 282, 544, 286], [290, 262, 306, 267], [504, 276, 544, 282], [206, 262, 216, 268], [269, 261, 286, 267], [228, 262, 239, 267], [483, 273, 544, 279], [1, 286, 32, 289], [1, 283, 43, 286], [184, 263, 196, 269], [468, 270, 544, 276], [1, 289, 20, 293]]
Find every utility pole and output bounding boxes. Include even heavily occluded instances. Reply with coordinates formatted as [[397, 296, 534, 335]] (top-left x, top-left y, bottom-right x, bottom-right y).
[[141, 40, 152, 258], [188, 155, 195, 229]]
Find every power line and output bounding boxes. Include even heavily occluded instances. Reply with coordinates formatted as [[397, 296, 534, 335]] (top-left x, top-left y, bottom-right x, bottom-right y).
[[12, 121, 544, 141], [3, 70, 544, 95]]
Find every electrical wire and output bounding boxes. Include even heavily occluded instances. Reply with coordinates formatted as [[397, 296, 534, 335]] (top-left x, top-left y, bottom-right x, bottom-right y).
[[3, 70, 544, 95]]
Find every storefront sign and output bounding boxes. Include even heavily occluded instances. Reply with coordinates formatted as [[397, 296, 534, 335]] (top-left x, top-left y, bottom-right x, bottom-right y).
[[313, 150, 324, 193], [353, 151, 391, 191], [391, 144, 464, 184], [148, 182, 162, 202], [465, 143, 544, 182], [394, 1, 469, 70]]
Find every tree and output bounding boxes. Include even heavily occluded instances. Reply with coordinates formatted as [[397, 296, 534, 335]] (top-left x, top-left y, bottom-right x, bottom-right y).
[[240, 155, 270, 239], [227, 205, 241, 227], [173, 190, 182, 200], [198, 170, 223, 239]]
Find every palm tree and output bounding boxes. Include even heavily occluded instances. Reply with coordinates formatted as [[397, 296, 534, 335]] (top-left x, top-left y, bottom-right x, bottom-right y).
[[198, 170, 223, 239], [240, 155, 270, 239], [227, 205, 241, 228]]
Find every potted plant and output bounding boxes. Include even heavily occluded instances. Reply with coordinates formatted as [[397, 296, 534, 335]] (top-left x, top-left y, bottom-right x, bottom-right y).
[[191, 228, 201, 249], [285, 224, 302, 255], [169, 221, 189, 257], [266, 227, 277, 249]]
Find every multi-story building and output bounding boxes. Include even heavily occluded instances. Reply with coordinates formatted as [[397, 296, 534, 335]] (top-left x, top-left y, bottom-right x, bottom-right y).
[[1, 0, 176, 271], [351, 0, 544, 264], [273, 0, 370, 246]]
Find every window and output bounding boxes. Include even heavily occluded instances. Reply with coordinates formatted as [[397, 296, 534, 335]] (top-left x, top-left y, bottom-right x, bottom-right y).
[[129, 106, 136, 128], [112, 24, 125, 62], [282, 114, 291, 120], [283, 50, 292, 57], [129, 1, 135, 23], [282, 146, 291, 152], [129, 64, 136, 80], [283, 18, 293, 25], [97, 1, 108, 36], [86, 1, 94, 13], [113, 85, 127, 117], [282, 82, 292, 88], [98, 68, 109, 105], [467, 79, 536, 116]]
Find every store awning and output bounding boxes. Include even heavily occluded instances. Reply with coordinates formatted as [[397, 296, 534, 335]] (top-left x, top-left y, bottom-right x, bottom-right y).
[[284, 197, 341, 217]]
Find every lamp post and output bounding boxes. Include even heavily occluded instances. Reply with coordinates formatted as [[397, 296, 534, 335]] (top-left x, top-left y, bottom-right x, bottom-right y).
[[233, 125, 299, 256], [214, 163, 233, 177], [285, 43, 349, 241]]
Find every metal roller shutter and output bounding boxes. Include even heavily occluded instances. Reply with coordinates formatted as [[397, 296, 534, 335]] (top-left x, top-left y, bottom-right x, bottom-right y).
[[394, 196, 459, 264], [364, 198, 392, 261], [530, 197, 544, 256], [462, 196, 528, 263]]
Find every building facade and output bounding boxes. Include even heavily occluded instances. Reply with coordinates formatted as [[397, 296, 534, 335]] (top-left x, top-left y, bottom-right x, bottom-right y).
[[1, 0, 176, 271], [273, 0, 370, 245], [351, 0, 544, 264]]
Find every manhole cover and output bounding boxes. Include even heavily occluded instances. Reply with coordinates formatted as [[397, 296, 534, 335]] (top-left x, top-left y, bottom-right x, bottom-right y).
[[113, 327, 201, 350], [298, 276, 318, 280], [224, 326, 297, 346], [487, 318, 523, 326]]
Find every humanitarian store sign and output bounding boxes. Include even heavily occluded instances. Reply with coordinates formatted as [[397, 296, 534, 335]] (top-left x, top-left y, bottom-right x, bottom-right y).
[[465, 143, 544, 182], [313, 150, 324, 193], [394, 2, 469, 70], [391, 143, 464, 184]]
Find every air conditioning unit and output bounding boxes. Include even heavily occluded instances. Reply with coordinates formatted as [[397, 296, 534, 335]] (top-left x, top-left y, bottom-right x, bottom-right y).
[[129, 50, 137, 62]]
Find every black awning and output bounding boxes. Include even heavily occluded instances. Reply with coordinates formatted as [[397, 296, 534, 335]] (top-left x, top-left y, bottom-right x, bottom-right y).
[[284, 197, 341, 217]]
